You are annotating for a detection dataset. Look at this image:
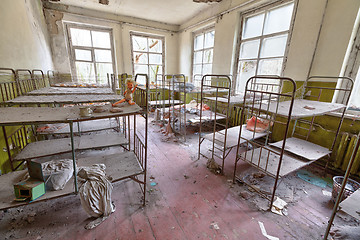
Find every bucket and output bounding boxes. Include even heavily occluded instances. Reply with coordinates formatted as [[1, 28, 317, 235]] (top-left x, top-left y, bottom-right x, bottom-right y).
[[331, 176, 360, 203]]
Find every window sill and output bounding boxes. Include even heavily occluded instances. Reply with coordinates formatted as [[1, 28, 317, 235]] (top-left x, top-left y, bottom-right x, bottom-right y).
[[326, 111, 360, 120]]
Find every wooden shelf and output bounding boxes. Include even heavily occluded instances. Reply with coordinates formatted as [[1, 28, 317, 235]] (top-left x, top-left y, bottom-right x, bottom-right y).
[[340, 189, 360, 220], [203, 125, 267, 149], [270, 137, 331, 161], [6, 94, 122, 105], [239, 147, 317, 178], [0, 151, 143, 210], [37, 119, 119, 135], [14, 132, 128, 161], [252, 99, 346, 119], [27, 87, 115, 95]]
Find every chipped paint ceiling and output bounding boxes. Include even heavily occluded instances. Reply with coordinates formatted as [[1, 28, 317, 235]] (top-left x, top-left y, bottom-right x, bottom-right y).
[[49, 0, 217, 25]]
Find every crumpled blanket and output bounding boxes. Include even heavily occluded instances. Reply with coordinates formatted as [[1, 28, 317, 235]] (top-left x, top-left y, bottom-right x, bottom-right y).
[[42, 159, 74, 190], [77, 164, 115, 229]]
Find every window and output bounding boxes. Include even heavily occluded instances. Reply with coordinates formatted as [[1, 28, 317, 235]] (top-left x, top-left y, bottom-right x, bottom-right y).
[[130, 33, 164, 85], [192, 28, 215, 87], [66, 24, 116, 84], [234, 2, 295, 94]]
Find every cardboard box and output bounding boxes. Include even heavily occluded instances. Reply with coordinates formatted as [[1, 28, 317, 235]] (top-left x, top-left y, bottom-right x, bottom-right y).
[[14, 179, 45, 201]]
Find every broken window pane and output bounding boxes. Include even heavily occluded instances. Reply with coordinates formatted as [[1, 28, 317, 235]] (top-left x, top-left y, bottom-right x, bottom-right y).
[[92, 31, 111, 48], [194, 34, 204, 51], [260, 34, 288, 58], [264, 3, 294, 35], [258, 58, 283, 75], [149, 54, 162, 65], [134, 52, 148, 64], [132, 36, 148, 52], [203, 49, 213, 64], [194, 51, 203, 64], [96, 63, 113, 84], [95, 49, 112, 62], [243, 13, 264, 39], [75, 62, 95, 83], [75, 49, 92, 61], [204, 31, 215, 48], [148, 39, 162, 53], [236, 60, 257, 94], [239, 40, 260, 59], [70, 28, 91, 47]]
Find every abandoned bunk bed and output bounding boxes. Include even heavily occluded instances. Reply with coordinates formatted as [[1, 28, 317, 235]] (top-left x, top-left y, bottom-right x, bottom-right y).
[[0, 73, 149, 211], [233, 75, 354, 209]]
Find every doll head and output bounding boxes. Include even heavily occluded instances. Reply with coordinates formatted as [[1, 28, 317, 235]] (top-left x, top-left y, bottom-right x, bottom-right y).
[[126, 79, 135, 88]]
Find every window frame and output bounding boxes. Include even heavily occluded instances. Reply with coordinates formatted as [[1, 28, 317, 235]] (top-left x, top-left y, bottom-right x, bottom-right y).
[[65, 23, 117, 84], [130, 32, 165, 84], [191, 26, 215, 84], [232, 0, 296, 95]]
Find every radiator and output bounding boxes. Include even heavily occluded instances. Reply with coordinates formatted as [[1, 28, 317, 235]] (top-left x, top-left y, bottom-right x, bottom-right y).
[[334, 133, 360, 175]]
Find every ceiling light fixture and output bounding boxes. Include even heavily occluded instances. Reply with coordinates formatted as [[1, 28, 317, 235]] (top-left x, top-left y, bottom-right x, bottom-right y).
[[99, 0, 109, 5]]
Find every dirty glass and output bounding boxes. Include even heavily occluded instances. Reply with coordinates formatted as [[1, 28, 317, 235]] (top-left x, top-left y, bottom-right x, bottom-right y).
[[203, 49, 213, 64], [75, 49, 92, 61], [193, 64, 202, 75], [239, 40, 260, 59], [202, 64, 212, 75], [148, 38, 162, 53], [149, 54, 162, 65], [95, 49, 112, 62], [96, 63, 113, 84], [75, 62, 95, 83], [260, 34, 288, 58], [134, 52, 148, 64], [258, 58, 283, 75], [92, 31, 111, 48], [236, 60, 257, 94], [194, 34, 204, 51], [242, 13, 264, 39], [204, 31, 215, 48], [264, 3, 294, 35], [70, 28, 91, 47], [132, 36, 148, 52]]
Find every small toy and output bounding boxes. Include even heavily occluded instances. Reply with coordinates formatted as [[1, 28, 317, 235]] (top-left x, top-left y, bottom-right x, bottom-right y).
[[112, 79, 138, 106]]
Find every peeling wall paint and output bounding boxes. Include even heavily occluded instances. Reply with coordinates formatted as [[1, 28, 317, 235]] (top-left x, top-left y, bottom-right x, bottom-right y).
[[0, 0, 54, 70]]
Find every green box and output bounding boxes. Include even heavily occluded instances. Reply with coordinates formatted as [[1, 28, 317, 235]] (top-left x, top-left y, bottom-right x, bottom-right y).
[[14, 179, 45, 201]]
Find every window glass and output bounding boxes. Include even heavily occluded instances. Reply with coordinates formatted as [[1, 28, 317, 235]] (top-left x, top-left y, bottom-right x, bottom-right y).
[[96, 63, 113, 84], [148, 38, 162, 53], [70, 28, 91, 47], [204, 31, 215, 48], [194, 34, 204, 51], [264, 3, 294, 35], [242, 14, 265, 39], [134, 52, 148, 64], [149, 54, 162, 65], [95, 49, 112, 62], [258, 58, 283, 75], [236, 60, 257, 94], [239, 40, 260, 59], [132, 36, 148, 51], [75, 49, 92, 61], [75, 62, 95, 83], [260, 34, 288, 58], [92, 31, 111, 48]]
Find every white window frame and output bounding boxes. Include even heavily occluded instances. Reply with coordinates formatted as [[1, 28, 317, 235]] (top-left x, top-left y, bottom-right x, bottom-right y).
[[65, 23, 116, 84], [335, 8, 360, 114], [130, 32, 165, 84], [232, 1, 296, 95], [192, 26, 215, 86]]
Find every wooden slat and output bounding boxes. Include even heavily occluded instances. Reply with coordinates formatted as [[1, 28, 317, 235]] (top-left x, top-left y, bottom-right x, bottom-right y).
[[0, 152, 142, 210], [239, 147, 316, 177], [270, 137, 331, 161], [26, 87, 114, 95], [14, 132, 128, 161], [252, 99, 346, 119]]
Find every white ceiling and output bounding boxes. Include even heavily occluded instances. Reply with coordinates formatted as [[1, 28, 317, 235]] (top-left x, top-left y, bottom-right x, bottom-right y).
[[51, 0, 216, 25]]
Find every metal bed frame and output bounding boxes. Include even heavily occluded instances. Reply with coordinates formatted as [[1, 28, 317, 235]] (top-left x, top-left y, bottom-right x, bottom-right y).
[[197, 74, 231, 174], [233, 75, 354, 210]]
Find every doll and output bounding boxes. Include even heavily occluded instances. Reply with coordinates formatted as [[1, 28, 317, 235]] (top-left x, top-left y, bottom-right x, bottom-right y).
[[112, 79, 138, 106]]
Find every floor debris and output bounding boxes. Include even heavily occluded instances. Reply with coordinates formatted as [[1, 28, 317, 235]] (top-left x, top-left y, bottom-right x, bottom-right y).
[[258, 221, 279, 240], [271, 197, 288, 216]]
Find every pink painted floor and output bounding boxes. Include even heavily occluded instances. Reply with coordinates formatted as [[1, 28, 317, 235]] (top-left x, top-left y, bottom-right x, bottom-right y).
[[0, 117, 357, 240]]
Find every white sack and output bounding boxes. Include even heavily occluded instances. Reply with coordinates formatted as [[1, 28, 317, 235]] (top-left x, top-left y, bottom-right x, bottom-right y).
[[77, 164, 115, 218], [42, 159, 74, 190]]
